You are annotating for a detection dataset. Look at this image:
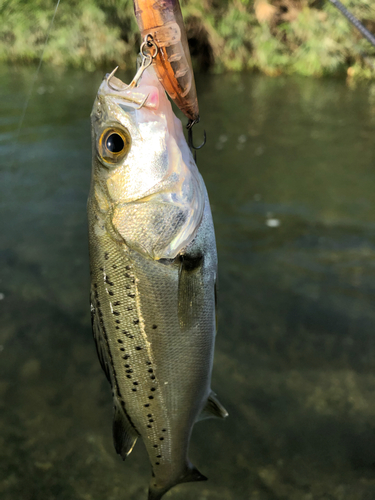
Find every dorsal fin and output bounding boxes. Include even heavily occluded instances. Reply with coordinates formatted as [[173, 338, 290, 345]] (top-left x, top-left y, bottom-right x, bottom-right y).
[[113, 397, 139, 460], [197, 391, 228, 422]]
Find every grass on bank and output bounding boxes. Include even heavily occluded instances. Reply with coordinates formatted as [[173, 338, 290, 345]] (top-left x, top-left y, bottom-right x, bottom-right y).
[[1, 0, 375, 79]]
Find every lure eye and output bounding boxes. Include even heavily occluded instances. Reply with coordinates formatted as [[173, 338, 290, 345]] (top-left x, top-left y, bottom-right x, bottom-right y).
[[98, 127, 131, 164]]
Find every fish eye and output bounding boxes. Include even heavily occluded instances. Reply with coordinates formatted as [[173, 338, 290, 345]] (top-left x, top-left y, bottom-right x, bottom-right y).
[[106, 133, 124, 153], [98, 127, 131, 164]]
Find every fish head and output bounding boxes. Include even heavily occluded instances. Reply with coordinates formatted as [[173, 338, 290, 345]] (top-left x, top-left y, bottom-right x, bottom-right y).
[[90, 66, 205, 260]]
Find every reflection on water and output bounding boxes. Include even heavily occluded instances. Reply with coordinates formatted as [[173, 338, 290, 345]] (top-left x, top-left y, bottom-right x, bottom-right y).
[[1, 65, 375, 500]]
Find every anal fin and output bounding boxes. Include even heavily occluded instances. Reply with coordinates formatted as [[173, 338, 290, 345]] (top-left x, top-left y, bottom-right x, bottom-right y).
[[113, 397, 139, 460], [197, 391, 228, 422]]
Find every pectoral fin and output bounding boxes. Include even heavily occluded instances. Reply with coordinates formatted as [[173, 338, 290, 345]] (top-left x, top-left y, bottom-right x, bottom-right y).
[[178, 253, 204, 331], [197, 391, 228, 422], [113, 397, 139, 460]]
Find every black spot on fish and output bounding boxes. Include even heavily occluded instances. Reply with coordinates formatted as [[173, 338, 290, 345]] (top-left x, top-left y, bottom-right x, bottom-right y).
[[115, 326, 120, 330], [147, 413, 152, 417], [133, 382, 138, 386], [124, 364, 130, 368], [148, 396, 154, 400], [128, 293, 135, 298], [94, 283, 97, 288], [99, 267, 103, 271], [135, 346, 142, 350], [104, 252, 109, 260], [127, 306, 133, 311], [113, 301, 121, 306], [117, 339, 123, 343], [113, 311, 120, 316], [152, 325, 157, 329], [123, 355, 129, 360], [125, 265, 131, 270], [133, 320, 139, 325], [155, 462, 160, 465], [115, 320, 120, 324], [126, 375, 132, 379], [132, 388, 137, 392], [148, 369, 153, 373], [151, 388, 156, 392], [146, 361, 151, 366], [150, 375, 155, 380], [162, 429, 166, 432], [105, 277, 114, 286], [147, 425, 152, 428], [157, 455, 161, 458], [96, 301, 101, 307], [153, 445, 158, 448], [120, 348, 125, 351], [159, 437, 164, 441], [112, 264, 117, 269], [109, 291, 114, 296], [144, 404, 150, 408], [149, 419, 154, 422], [126, 369, 133, 373]]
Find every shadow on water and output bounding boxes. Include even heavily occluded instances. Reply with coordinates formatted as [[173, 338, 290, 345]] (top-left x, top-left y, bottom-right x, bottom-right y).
[[1, 65, 375, 499]]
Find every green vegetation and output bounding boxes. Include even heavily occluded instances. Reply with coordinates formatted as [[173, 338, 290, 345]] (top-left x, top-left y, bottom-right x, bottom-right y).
[[1, 0, 375, 78]]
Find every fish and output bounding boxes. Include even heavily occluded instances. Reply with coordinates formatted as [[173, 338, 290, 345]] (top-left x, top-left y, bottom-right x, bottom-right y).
[[87, 65, 227, 500], [133, 0, 199, 123]]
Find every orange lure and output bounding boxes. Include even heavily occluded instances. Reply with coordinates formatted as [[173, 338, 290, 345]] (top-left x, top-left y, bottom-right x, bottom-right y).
[[133, 0, 199, 123]]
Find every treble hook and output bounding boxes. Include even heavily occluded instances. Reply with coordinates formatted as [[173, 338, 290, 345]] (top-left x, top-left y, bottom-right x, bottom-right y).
[[187, 118, 206, 162], [106, 66, 121, 91], [106, 35, 158, 92]]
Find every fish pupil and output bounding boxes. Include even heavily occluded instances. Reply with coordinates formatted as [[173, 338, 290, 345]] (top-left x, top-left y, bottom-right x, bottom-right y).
[[106, 133, 124, 153]]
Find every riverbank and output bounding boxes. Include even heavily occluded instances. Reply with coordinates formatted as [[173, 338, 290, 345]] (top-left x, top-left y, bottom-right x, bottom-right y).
[[1, 0, 375, 79]]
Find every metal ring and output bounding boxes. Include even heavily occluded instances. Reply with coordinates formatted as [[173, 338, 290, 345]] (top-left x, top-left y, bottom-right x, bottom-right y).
[[141, 35, 158, 59]]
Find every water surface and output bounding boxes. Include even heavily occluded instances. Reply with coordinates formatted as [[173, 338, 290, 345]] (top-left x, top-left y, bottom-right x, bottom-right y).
[[1, 65, 375, 500]]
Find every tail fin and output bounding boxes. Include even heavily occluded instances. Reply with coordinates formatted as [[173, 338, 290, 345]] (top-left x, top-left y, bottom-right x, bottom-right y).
[[180, 465, 208, 484], [148, 463, 207, 500]]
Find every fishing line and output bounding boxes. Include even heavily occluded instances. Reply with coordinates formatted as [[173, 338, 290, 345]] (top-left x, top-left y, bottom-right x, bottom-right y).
[[12, 0, 61, 161]]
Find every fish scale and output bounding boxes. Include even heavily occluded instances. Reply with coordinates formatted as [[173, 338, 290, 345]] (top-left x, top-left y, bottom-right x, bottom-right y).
[[89, 230, 172, 461]]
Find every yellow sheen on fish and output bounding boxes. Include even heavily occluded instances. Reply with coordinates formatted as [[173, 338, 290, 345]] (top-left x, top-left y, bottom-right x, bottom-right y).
[[88, 66, 227, 500]]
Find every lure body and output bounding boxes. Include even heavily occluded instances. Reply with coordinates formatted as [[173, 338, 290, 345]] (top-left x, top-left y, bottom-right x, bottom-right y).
[[133, 0, 199, 122]]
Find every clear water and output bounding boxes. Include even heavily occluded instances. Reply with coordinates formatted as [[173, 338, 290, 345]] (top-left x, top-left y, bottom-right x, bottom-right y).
[[1, 65, 375, 500]]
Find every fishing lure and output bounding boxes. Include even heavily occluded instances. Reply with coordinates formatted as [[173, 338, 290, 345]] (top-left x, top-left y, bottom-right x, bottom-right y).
[[133, 0, 199, 126]]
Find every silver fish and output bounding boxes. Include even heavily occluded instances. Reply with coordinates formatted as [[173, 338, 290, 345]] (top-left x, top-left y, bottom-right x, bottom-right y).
[[87, 66, 227, 500]]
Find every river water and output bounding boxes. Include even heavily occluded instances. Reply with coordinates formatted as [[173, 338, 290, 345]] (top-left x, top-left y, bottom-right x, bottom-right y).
[[1, 65, 375, 500]]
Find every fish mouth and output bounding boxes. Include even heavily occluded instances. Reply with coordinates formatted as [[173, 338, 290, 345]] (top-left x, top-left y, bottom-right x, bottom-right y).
[[100, 74, 160, 112]]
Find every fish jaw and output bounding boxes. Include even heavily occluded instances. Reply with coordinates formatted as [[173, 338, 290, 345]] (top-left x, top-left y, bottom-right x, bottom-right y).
[[90, 67, 204, 260]]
